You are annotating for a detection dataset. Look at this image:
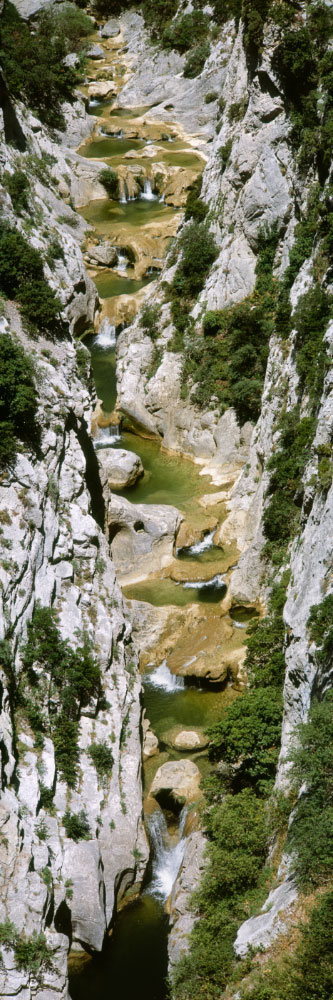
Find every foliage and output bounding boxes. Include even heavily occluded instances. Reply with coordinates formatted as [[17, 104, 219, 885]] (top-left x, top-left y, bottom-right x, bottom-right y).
[[139, 303, 161, 340], [99, 167, 119, 199], [0, 333, 38, 469], [172, 220, 218, 299], [0, 224, 63, 337], [239, 891, 333, 1000], [3, 170, 29, 214], [263, 410, 316, 547], [218, 139, 232, 173], [162, 11, 209, 53], [0, 923, 52, 977], [245, 576, 288, 689], [286, 690, 333, 889], [292, 285, 331, 406], [141, 0, 178, 37], [19, 604, 102, 787], [0, 1, 89, 130], [88, 741, 114, 781], [172, 789, 268, 999], [63, 809, 91, 842], [307, 595, 333, 666], [181, 224, 279, 423], [183, 42, 210, 78], [184, 174, 207, 223], [207, 687, 283, 792]]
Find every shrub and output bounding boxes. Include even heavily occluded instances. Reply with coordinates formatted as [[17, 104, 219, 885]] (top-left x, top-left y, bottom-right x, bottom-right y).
[[63, 809, 91, 842], [263, 410, 316, 547], [183, 42, 210, 78], [141, 0, 178, 36], [204, 91, 218, 103], [20, 605, 102, 787], [139, 303, 160, 340], [0, 224, 63, 337], [88, 741, 114, 781], [3, 170, 29, 214], [292, 285, 331, 406], [172, 789, 268, 999], [0, 924, 52, 977], [172, 220, 218, 299], [287, 690, 333, 889], [218, 139, 232, 172], [99, 167, 119, 199], [0, 333, 38, 469], [162, 11, 209, 53], [184, 174, 207, 222], [207, 687, 283, 792], [0, 1, 81, 130]]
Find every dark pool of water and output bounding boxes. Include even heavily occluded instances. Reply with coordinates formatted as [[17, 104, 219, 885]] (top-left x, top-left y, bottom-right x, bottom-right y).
[[115, 433, 217, 515], [69, 896, 168, 1000], [230, 606, 259, 624]]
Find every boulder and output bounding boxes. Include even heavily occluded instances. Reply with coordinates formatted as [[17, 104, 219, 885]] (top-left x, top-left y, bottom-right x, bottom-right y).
[[142, 713, 159, 759], [149, 760, 201, 812], [88, 81, 116, 99], [86, 44, 105, 60], [86, 242, 119, 267], [98, 447, 144, 489], [173, 730, 209, 752], [101, 18, 121, 38]]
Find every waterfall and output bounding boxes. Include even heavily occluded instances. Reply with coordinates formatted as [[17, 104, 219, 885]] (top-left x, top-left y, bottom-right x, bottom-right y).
[[183, 573, 226, 591], [146, 660, 185, 692], [141, 179, 157, 201], [117, 250, 128, 271], [94, 424, 121, 449], [177, 528, 215, 557], [146, 809, 187, 901], [95, 319, 116, 349], [159, 193, 165, 203]]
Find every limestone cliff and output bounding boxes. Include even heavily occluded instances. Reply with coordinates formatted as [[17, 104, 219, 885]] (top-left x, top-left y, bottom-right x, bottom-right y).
[[0, 96, 148, 999]]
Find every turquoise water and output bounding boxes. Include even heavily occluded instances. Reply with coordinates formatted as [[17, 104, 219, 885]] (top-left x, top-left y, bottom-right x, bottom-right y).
[[79, 136, 145, 158], [94, 270, 154, 299]]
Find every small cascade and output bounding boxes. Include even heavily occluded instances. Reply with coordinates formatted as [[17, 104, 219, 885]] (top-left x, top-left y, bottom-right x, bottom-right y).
[[95, 319, 116, 349], [159, 193, 165, 203], [94, 424, 121, 449], [141, 178, 157, 201], [146, 660, 185, 692], [183, 573, 226, 591], [177, 528, 215, 557], [117, 250, 128, 271], [120, 185, 128, 204], [146, 809, 187, 901]]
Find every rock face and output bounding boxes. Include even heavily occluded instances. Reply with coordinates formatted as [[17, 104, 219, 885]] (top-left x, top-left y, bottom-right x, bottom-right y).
[[0, 97, 148, 1000], [168, 830, 206, 969]]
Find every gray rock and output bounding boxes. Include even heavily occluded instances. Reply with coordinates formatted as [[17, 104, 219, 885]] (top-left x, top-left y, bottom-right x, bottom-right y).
[[107, 493, 183, 583], [97, 447, 144, 489], [86, 43, 105, 59], [149, 760, 201, 811], [100, 18, 121, 38], [168, 830, 206, 970], [234, 871, 297, 957], [86, 242, 119, 267]]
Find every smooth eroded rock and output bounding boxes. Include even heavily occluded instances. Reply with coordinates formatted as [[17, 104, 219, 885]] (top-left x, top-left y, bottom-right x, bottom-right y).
[[149, 760, 201, 813], [98, 447, 144, 489]]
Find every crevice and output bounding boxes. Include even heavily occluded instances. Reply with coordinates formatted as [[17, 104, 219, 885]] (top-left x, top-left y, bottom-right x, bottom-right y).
[[67, 412, 106, 532]]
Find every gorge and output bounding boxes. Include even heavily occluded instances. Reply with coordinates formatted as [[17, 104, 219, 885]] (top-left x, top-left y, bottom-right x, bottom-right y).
[[0, 1, 332, 999]]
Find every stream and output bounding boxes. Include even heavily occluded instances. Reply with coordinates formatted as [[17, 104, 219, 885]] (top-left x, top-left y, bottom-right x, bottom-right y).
[[69, 27, 251, 1000]]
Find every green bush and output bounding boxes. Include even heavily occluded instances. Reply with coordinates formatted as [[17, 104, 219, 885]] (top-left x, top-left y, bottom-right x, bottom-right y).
[[218, 139, 232, 172], [162, 11, 209, 53], [204, 91, 218, 103], [0, 924, 52, 977], [3, 170, 29, 214], [0, 1, 84, 129], [292, 285, 331, 406], [63, 809, 91, 842], [287, 690, 333, 889], [207, 687, 283, 792], [184, 174, 207, 223], [183, 42, 210, 78], [99, 167, 119, 199], [0, 333, 38, 469], [172, 220, 218, 299], [88, 741, 114, 781], [0, 224, 63, 337], [20, 604, 102, 787], [141, 0, 178, 36], [139, 303, 160, 340], [172, 789, 268, 1000], [263, 410, 316, 548]]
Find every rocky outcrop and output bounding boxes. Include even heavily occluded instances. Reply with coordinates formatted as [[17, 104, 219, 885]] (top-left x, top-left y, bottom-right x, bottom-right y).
[[0, 95, 148, 1000], [108, 493, 183, 584], [98, 446, 144, 489], [149, 760, 202, 812], [168, 830, 206, 970]]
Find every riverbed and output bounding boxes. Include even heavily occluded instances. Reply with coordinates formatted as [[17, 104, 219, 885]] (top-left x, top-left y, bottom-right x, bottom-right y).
[[69, 25, 250, 1000]]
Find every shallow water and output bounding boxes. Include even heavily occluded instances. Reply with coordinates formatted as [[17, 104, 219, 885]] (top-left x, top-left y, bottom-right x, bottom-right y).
[[123, 575, 227, 607], [81, 195, 174, 236], [94, 269, 154, 299], [79, 135, 145, 158]]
